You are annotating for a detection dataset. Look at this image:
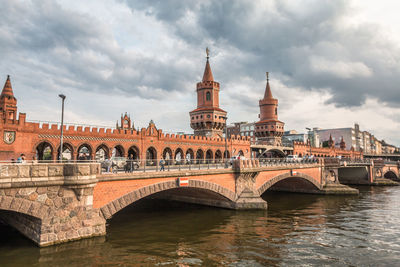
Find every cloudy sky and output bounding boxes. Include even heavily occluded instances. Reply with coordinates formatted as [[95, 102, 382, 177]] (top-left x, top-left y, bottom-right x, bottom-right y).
[[1, 0, 399, 146]]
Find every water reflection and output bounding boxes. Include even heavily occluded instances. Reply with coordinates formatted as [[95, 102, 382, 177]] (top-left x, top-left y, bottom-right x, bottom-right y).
[[0, 186, 399, 266]]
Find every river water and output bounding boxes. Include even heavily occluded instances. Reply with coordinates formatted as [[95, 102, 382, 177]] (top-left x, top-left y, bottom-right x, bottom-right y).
[[1, 186, 400, 266]]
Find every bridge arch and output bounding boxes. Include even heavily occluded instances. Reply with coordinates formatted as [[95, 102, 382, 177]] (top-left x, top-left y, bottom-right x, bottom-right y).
[[257, 172, 322, 195], [0, 196, 50, 220], [384, 170, 399, 180], [99, 180, 237, 220], [266, 149, 285, 158]]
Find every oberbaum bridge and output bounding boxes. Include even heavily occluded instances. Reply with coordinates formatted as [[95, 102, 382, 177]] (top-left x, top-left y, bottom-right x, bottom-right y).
[[0, 51, 399, 247]]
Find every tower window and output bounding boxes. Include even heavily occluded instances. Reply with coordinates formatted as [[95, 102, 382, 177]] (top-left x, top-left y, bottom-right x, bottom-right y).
[[206, 91, 211, 101], [275, 108, 277, 115]]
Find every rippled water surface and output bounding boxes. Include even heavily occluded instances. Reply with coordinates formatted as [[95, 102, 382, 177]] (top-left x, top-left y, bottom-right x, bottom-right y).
[[1, 186, 400, 266]]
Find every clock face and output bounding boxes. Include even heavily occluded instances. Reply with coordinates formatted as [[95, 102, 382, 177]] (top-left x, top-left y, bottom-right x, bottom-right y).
[[124, 119, 129, 124]]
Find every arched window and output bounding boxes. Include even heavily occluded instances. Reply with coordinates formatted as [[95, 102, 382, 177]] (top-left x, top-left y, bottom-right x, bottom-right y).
[[206, 91, 211, 101], [275, 108, 277, 115]]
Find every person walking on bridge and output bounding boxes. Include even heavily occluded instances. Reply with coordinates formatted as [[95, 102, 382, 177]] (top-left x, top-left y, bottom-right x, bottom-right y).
[[126, 155, 134, 173], [159, 158, 165, 171]]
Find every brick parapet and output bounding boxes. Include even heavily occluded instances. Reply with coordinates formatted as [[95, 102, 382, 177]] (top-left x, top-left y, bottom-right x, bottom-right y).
[[0, 163, 100, 189]]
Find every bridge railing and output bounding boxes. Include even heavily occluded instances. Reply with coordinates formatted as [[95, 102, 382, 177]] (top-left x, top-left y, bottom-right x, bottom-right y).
[[0, 156, 329, 175], [339, 158, 372, 166], [97, 158, 233, 173], [258, 157, 319, 167]]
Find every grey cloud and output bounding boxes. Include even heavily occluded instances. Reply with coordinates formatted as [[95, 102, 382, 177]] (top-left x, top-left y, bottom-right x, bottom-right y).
[[124, 0, 400, 108], [0, 0, 200, 101]]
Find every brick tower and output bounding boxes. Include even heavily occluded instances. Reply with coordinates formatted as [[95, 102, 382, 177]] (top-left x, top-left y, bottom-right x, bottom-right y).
[[190, 48, 227, 138], [0, 75, 18, 123], [255, 72, 284, 145]]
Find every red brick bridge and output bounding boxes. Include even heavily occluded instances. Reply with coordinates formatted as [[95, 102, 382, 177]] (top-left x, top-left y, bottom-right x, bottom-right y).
[[0, 159, 397, 247]]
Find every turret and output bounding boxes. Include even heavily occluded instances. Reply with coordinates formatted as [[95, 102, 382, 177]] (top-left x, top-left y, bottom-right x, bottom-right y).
[[254, 73, 284, 146], [116, 112, 135, 130], [189, 48, 227, 138], [0, 75, 18, 122]]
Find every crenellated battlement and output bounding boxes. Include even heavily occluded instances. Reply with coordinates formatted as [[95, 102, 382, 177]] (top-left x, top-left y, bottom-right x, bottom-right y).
[[196, 81, 220, 89]]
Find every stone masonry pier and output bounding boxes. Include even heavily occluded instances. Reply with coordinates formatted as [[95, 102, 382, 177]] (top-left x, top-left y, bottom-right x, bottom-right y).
[[0, 163, 105, 247]]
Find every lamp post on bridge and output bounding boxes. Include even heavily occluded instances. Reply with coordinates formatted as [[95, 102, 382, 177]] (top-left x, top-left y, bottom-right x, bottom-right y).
[[223, 116, 228, 167], [59, 94, 66, 161], [306, 127, 312, 157]]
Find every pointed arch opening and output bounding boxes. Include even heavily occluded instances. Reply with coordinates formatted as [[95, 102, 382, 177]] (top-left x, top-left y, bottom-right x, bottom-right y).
[[185, 149, 194, 164], [162, 147, 173, 165], [174, 148, 184, 165], [95, 144, 110, 161], [112, 145, 125, 158], [196, 149, 204, 164], [77, 144, 92, 161], [57, 142, 74, 161], [128, 146, 140, 161], [206, 149, 213, 163], [36, 141, 54, 161], [215, 150, 222, 163], [224, 150, 230, 159], [146, 147, 157, 166]]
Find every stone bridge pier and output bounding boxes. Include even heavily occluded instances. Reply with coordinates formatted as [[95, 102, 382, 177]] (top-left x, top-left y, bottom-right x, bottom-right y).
[[0, 163, 105, 247]]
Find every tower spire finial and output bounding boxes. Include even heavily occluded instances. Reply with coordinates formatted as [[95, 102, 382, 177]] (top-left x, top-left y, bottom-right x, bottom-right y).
[[202, 48, 214, 82], [266, 72, 269, 81]]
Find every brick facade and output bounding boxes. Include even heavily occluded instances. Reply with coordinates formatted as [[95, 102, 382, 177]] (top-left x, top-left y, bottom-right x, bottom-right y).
[[0, 76, 251, 162], [292, 141, 363, 158]]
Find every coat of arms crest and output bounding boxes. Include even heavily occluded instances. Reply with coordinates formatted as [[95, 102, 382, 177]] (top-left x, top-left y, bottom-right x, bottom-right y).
[[4, 131, 15, 144]]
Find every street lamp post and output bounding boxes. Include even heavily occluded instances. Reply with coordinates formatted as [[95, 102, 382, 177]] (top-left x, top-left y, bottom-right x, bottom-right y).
[[59, 94, 66, 161], [306, 127, 312, 157], [223, 116, 228, 167]]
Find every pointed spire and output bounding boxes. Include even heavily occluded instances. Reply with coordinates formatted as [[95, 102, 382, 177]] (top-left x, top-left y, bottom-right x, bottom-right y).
[[202, 47, 214, 82], [263, 72, 273, 99], [340, 136, 346, 149], [328, 134, 335, 148], [1, 75, 15, 98]]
